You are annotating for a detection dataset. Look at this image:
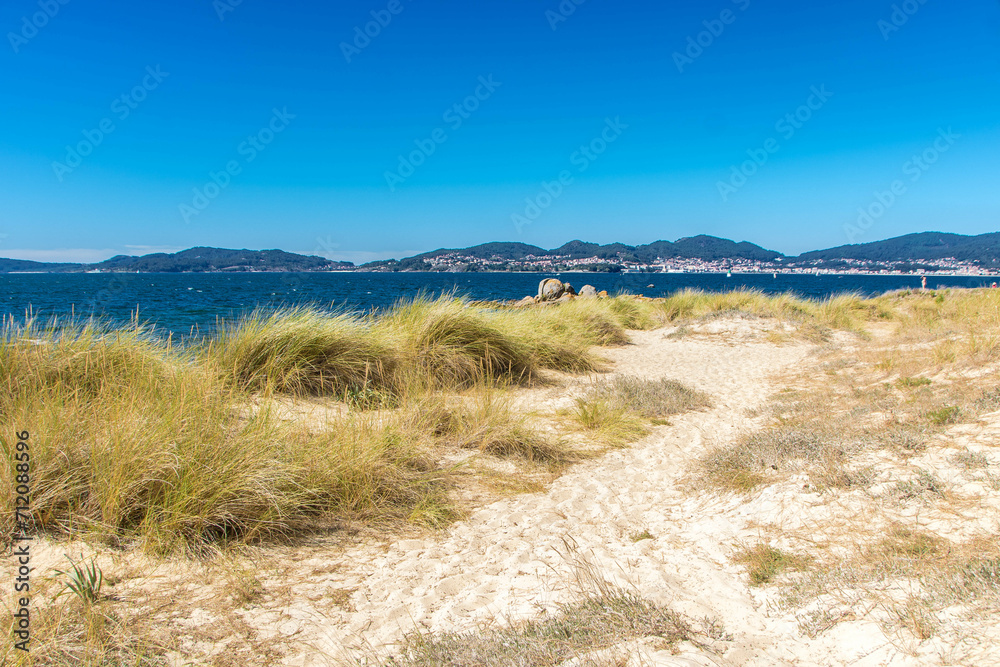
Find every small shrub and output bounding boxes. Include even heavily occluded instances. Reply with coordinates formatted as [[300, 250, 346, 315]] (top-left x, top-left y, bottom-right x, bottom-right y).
[[733, 543, 809, 586], [926, 406, 961, 425], [587, 375, 711, 419], [897, 377, 932, 389], [892, 470, 945, 501], [951, 448, 989, 470], [386, 591, 696, 667], [571, 399, 650, 447]]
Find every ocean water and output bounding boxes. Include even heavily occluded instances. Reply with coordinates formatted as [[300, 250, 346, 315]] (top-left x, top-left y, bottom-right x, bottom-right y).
[[0, 272, 993, 339]]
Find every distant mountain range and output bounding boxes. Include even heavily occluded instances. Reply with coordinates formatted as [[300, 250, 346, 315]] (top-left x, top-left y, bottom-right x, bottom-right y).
[[0, 247, 353, 274], [1, 232, 998, 274], [370, 236, 782, 272]]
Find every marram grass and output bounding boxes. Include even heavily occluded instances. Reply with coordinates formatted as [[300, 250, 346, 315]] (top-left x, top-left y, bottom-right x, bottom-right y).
[[4, 288, 990, 550], [0, 320, 438, 552]]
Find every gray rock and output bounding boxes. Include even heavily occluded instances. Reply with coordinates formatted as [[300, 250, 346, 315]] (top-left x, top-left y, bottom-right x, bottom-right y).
[[578, 284, 598, 298], [537, 278, 566, 302]]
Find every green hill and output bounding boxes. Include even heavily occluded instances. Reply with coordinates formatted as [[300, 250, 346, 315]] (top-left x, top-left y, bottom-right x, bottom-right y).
[[794, 232, 1000, 266], [0, 248, 353, 273]]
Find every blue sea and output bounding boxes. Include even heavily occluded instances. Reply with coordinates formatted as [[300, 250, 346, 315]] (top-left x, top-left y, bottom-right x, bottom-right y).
[[0, 272, 994, 339]]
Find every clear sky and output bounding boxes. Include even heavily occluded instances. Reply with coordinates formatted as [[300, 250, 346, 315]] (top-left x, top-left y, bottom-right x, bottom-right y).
[[1, 0, 998, 263]]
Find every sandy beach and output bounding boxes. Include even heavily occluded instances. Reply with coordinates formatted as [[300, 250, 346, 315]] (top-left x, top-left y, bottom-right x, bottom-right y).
[[9, 305, 999, 666]]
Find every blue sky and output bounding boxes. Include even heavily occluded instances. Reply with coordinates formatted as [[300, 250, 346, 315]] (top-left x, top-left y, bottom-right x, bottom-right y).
[[1, 0, 998, 263]]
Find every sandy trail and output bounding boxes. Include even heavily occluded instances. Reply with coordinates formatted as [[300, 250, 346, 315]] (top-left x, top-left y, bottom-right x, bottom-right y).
[[243, 326, 911, 666]]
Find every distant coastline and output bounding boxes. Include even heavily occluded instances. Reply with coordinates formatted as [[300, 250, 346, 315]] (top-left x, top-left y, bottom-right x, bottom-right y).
[[2, 231, 998, 276]]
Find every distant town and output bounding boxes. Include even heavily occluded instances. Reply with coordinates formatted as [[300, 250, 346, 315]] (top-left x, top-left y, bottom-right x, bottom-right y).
[[409, 252, 996, 276]]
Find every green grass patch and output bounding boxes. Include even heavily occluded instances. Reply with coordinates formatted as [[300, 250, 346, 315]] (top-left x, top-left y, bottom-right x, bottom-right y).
[[734, 543, 810, 586]]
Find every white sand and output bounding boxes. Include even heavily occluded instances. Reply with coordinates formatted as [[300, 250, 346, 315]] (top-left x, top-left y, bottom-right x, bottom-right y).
[[11, 320, 1000, 665]]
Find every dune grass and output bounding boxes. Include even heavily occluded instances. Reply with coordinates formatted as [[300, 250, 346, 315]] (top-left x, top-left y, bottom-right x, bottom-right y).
[[207, 307, 397, 398], [0, 294, 655, 551], [569, 398, 651, 448], [0, 320, 442, 552], [586, 375, 712, 419], [386, 591, 697, 667], [654, 287, 889, 340], [5, 288, 992, 552], [406, 389, 569, 463]]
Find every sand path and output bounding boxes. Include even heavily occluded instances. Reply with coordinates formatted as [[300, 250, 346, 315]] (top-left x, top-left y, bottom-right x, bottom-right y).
[[236, 327, 937, 666]]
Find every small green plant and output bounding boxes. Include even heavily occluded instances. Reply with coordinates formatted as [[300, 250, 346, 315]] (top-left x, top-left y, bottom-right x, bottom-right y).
[[733, 543, 809, 586], [630, 529, 654, 542], [926, 405, 960, 425], [343, 385, 398, 410], [897, 376, 932, 389], [53, 554, 104, 604], [893, 469, 945, 500]]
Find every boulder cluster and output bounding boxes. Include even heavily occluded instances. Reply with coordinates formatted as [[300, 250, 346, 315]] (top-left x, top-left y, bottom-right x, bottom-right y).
[[513, 279, 607, 306]]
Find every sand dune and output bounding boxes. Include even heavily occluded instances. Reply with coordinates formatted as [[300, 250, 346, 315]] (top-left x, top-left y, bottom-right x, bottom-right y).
[[11, 318, 999, 666]]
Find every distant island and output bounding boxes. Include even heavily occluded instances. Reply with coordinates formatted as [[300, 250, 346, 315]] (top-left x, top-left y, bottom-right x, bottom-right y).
[[2, 232, 999, 275]]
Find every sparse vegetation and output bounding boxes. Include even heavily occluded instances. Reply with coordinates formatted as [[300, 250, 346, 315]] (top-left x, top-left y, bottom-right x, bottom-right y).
[[951, 448, 989, 470], [897, 376, 932, 389], [697, 287, 1000, 645], [891, 469, 945, 501], [586, 375, 711, 419], [570, 398, 650, 448], [733, 543, 810, 586], [385, 591, 699, 667], [53, 555, 104, 605], [926, 405, 961, 425]]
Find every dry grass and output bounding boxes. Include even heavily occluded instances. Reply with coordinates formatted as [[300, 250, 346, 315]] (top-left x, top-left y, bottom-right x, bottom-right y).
[[208, 307, 397, 399], [1, 568, 166, 667], [733, 543, 811, 586], [409, 390, 570, 464], [0, 321, 445, 553], [384, 591, 697, 667], [569, 399, 651, 448], [698, 364, 1000, 495], [654, 288, 885, 340], [694, 288, 1000, 644], [10, 288, 1000, 662], [586, 375, 711, 419]]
